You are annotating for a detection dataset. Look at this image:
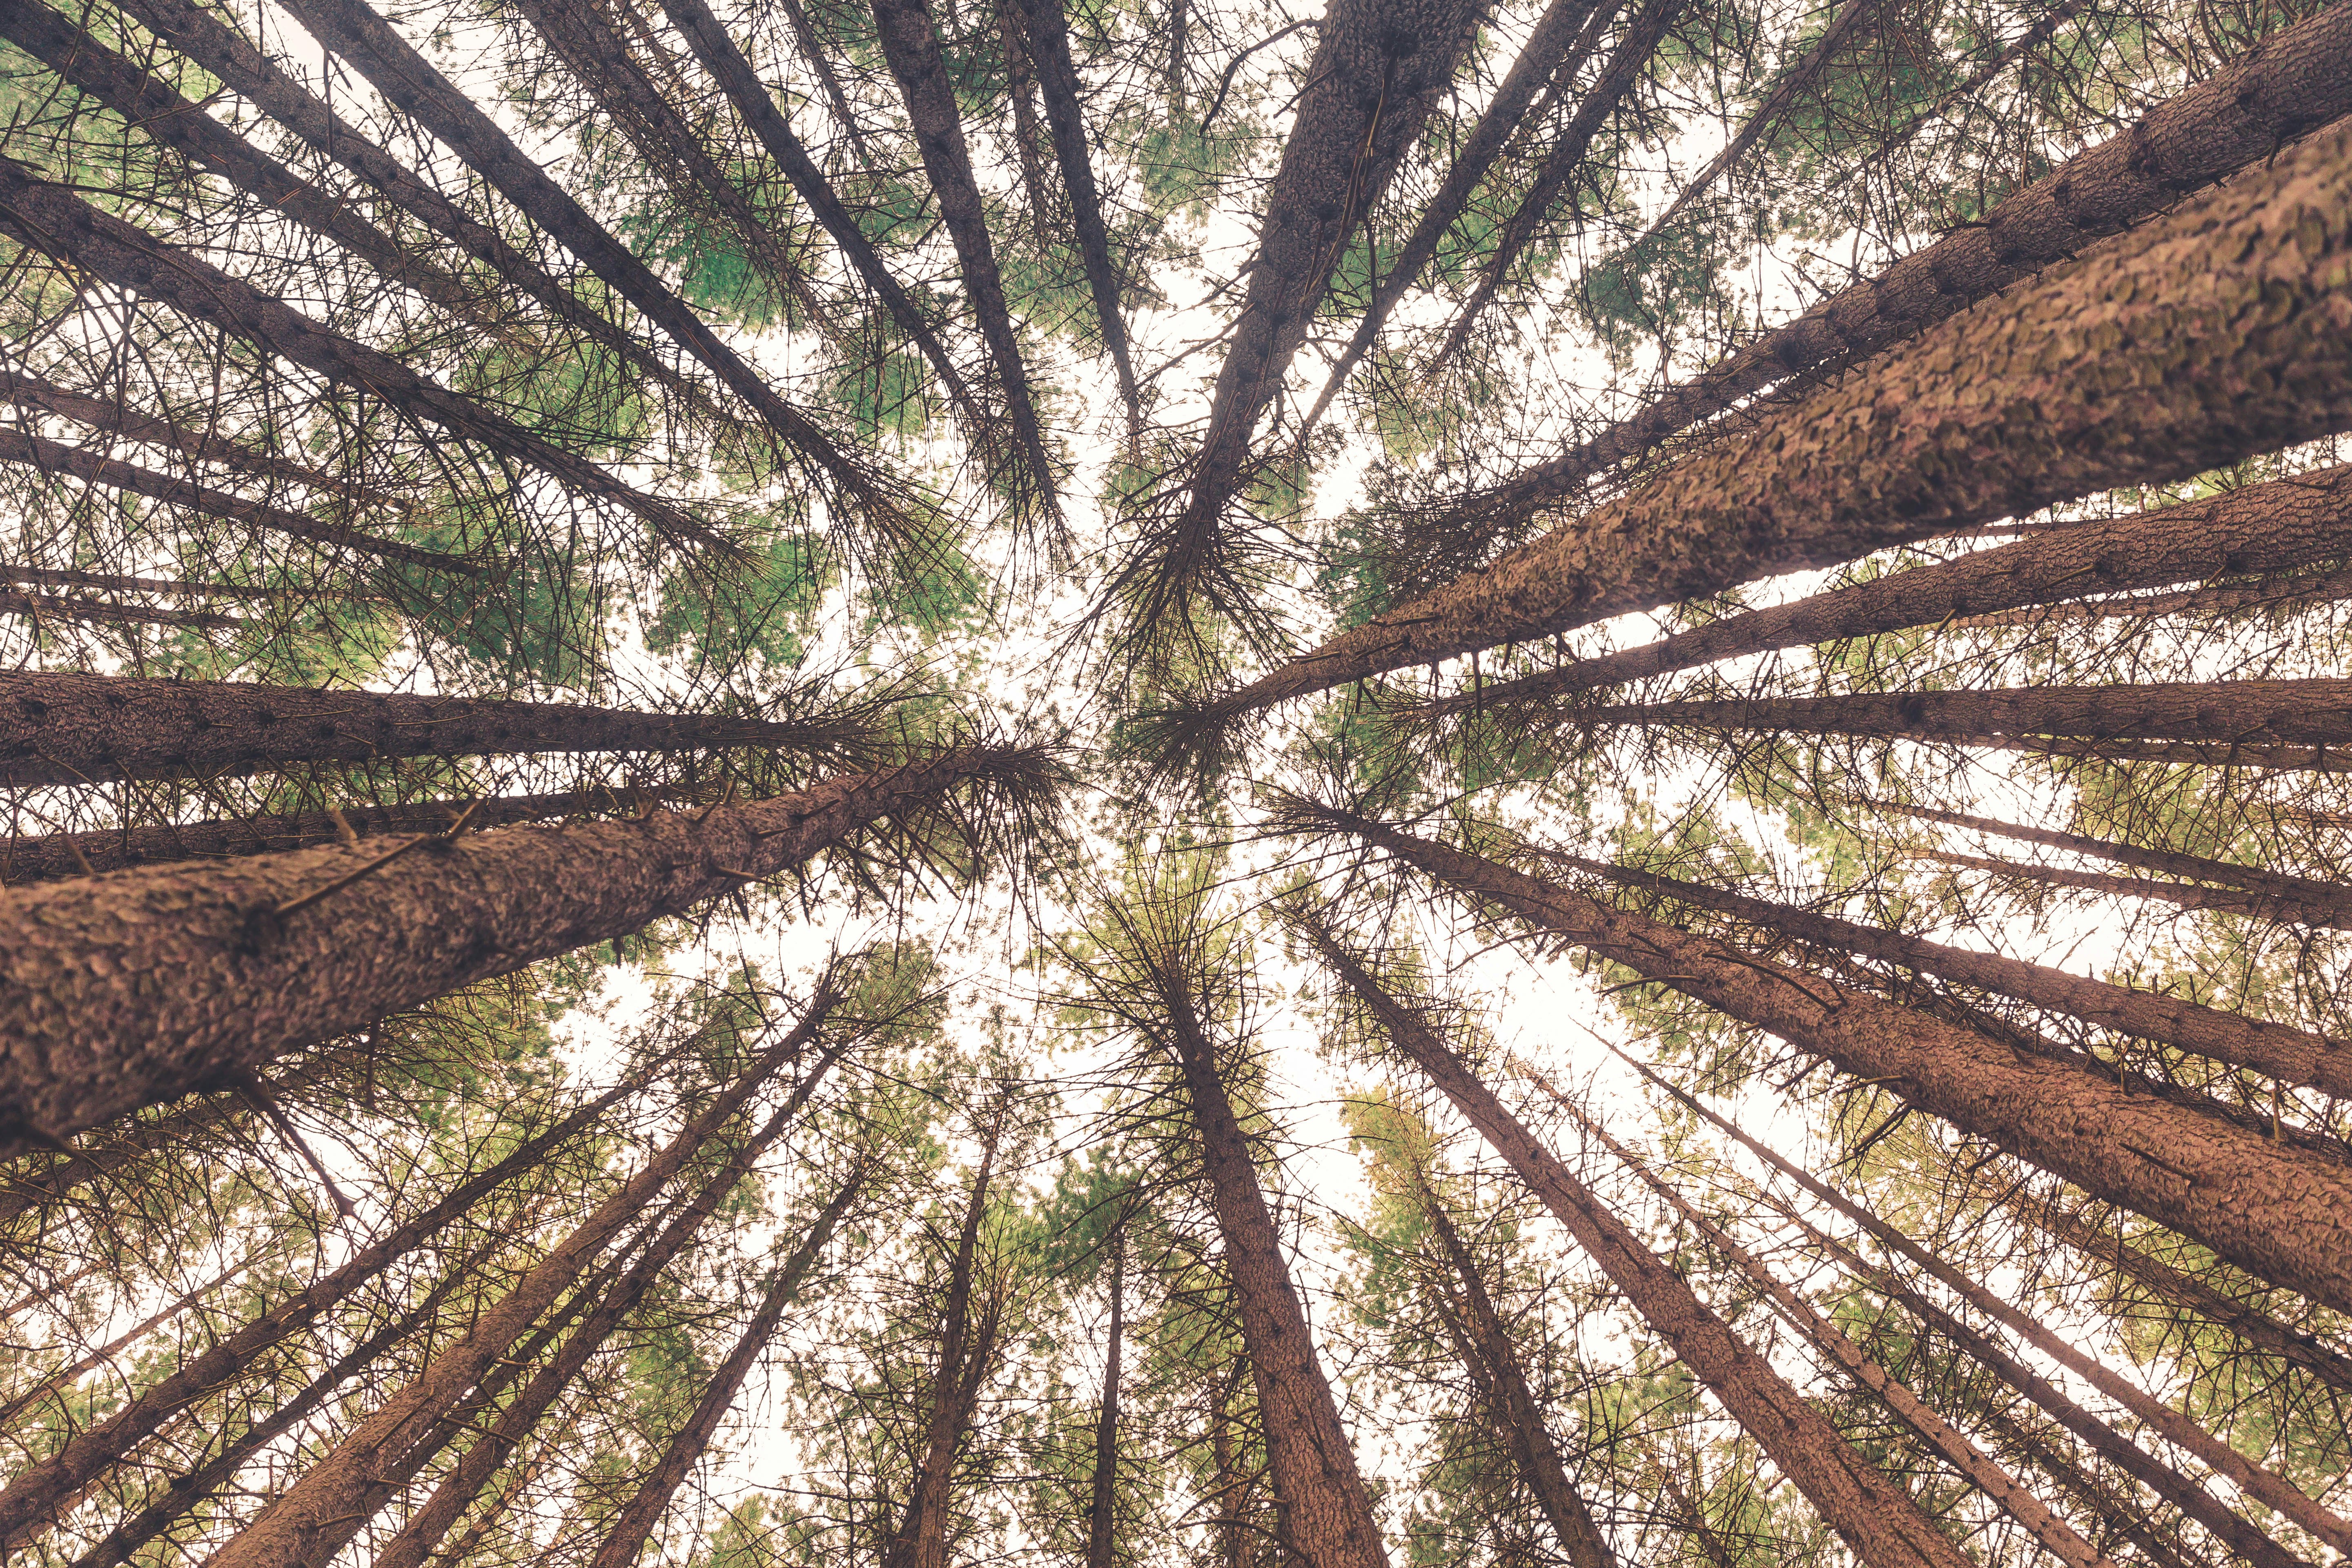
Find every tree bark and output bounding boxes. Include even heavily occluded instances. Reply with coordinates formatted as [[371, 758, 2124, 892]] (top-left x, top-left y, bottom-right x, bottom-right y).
[[1152, 978, 1390, 1568], [0, 563, 355, 602], [581, 1158, 866, 1568], [1570, 855, 2352, 1096], [1297, 915, 1973, 1568], [1975, 1405, 2217, 1568], [1174, 111, 2352, 751], [202, 1001, 829, 1568], [0, 160, 723, 555], [1924, 849, 2352, 931], [0, 746, 1038, 1146], [1412, 463, 2352, 719], [1284, 808, 2352, 1314], [1953, 567, 2352, 628], [1084, 1223, 1124, 1568], [0, 591, 240, 632]]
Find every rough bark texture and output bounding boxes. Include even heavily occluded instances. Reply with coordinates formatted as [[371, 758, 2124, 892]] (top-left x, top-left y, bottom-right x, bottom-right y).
[[1156, 986, 1390, 1568], [1084, 1227, 1123, 1568], [0, 591, 239, 631], [0, 161, 719, 552], [1300, 920, 1972, 1568], [0, 673, 840, 788], [0, 747, 1028, 1146], [1575, 855, 2352, 1096], [1929, 849, 2352, 931], [1187, 111, 2352, 740], [1462, 1, 2352, 519], [1294, 809, 2352, 1314], [204, 1011, 824, 1568], [0, 1083, 624, 1554], [0, 426, 471, 576], [582, 1160, 864, 1568], [1417, 463, 2352, 717], [1956, 564, 2352, 627]]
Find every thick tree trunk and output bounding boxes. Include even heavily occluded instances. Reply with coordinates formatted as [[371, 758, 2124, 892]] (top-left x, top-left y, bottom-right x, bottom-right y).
[[0, 427, 472, 576], [1297, 917, 1972, 1568], [868, 0, 1060, 519], [1419, 1193, 1613, 1568], [0, 746, 1036, 1145], [1174, 112, 2352, 751], [1572, 855, 2352, 1096], [0, 160, 723, 555], [1286, 808, 2352, 1314], [1413, 463, 2352, 719], [1154, 984, 1390, 1568], [582, 1159, 866, 1568], [1, 591, 240, 632], [0, 1078, 628, 1555], [1446, 1, 2352, 527], [1084, 1224, 1124, 1568], [203, 1003, 828, 1568]]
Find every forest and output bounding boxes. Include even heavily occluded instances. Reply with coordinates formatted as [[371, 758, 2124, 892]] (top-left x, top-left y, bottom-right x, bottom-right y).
[[0, 0, 2348, 1560]]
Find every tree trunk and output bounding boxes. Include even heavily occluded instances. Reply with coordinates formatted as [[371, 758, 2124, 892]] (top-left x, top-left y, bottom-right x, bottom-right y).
[[1648, 1461, 1739, 1568], [0, 426, 472, 576], [997, 2, 1059, 252], [1413, 463, 2352, 719], [0, 1250, 262, 1430], [1924, 849, 2352, 931], [581, 1158, 867, 1568], [867, 0, 1060, 520], [1444, 1, 2352, 529], [1974, 1405, 2218, 1568], [1296, 915, 1973, 1568], [1153, 981, 1390, 1568], [0, 160, 724, 555], [0, 1076, 631, 1555], [0, 746, 1037, 1146], [1571, 855, 2352, 1096], [1, 591, 240, 632], [1952, 567, 2352, 629], [1084, 1224, 1124, 1568], [202, 1001, 830, 1568], [1418, 1191, 1614, 1568], [0, 563, 360, 602], [1172, 111, 2352, 752], [1284, 807, 2352, 1314]]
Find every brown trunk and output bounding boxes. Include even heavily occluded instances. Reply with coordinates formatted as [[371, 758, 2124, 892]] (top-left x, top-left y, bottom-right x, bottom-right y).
[[0, 1076, 629, 1554], [1285, 808, 2352, 1314], [1208, 1368, 1250, 1568], [1572, 855, 2352, 1096], [2021, 1197, 2352, 1402], [0, 672, 842, 788], [1, 592, 240, 631], [1924, 849, 2352, 931], [997, 2, 1059, 251], [0, 160, 723, 555], [1871, 801, 2352, 932], [1084, 1224, 1124, 1568], [1153, 981, 1389, 1568], [1448, 2, 2352, 527], [1174, 113, 2352, 751], [581, 1158, 866, 1568], [0, 426, 472, 576], [868, 0, 1060, 519], [1413, 463, 2352, 719], [1296, 915, 1971, 1568], [203, 1002, 828, 1568], [1952, 567, 2352, 629], [0, 785, 709, 887], [0, 746, 1036, 1146], [0, 563, 356, 601], [1975, 1406, 2216, 1568], [1418, 1191, 1614, 1568]]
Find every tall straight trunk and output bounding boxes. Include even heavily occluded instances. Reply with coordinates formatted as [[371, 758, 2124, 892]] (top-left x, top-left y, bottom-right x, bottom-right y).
[[1, 592, 239, 632], [203, 1000, 829, 1568], [269, 0, 895, 527], [0, 673, 847, 788], [882, 1133, 1006, 1568], [0, 1078, 631, 1555], [1975, 1406, 2214, 1568], [1152, 981, 1389, 1568], [581, 1159, 866, 1568], [1926, 850, 2352, 931], [2021, 1197, 2352, 1401], [1283, 807, 2352, 1314], [0, 161, 723, 555], [1450, 2, 2352, 523], [1956, 567, 2352, 628], [0, 784, 709, 887], [771, 0, 869, 153], [997, 2, 1058, 251], [1006, 0, 1140, 428], [0, 563, 362, 602], [1430, 0, 1686, 367], [1169, 113, 2352, 753], [0, 1250, 261, 1430], [0, 746, 1036, 1146], [367, 1046, 850, 1568], [1569, 855, 2352, 1096], [0, 427, 473, 576], [1298, 0, 1622, 432], [1412, 463, 2352, 720], [1417, 1192, 1613, 1568], [867, 0, 1060, 518], [1548, 1092, 2114, 1568], [1295, 916, 1972, 1568], [1208, 1369, 1250, 1568], [1083, 1224, 1124, 1568], [1871, 801, 2352, 932]]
